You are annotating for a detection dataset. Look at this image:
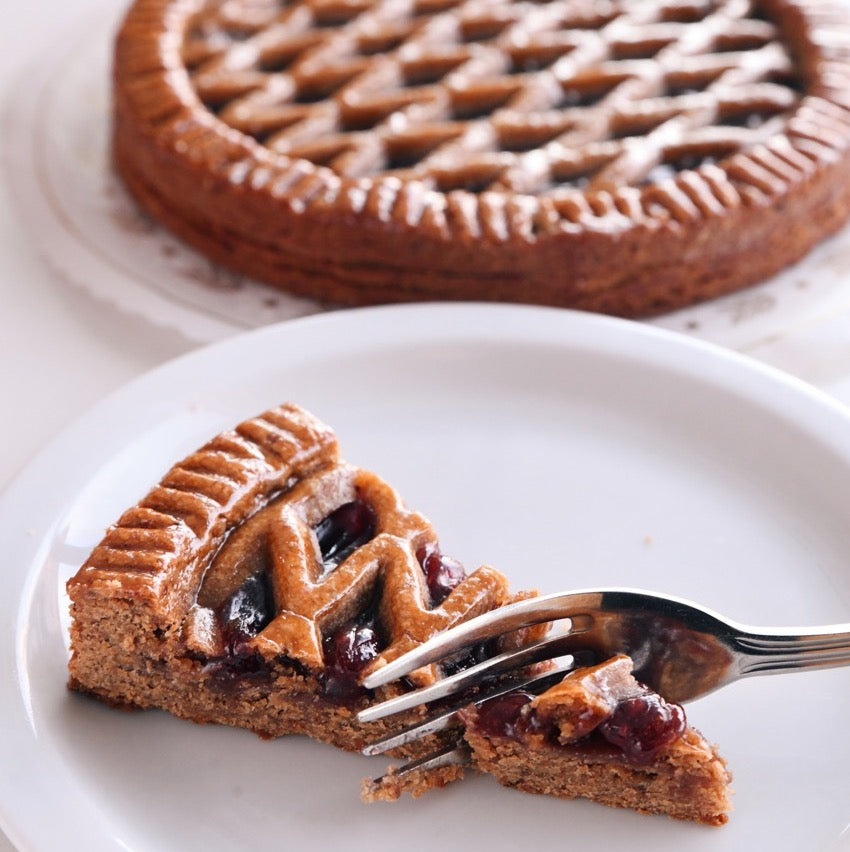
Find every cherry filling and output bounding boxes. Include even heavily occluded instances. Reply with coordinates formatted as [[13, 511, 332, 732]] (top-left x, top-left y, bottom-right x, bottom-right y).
[[416, 543, 466, 605], [415, 545, 500, 677], [475, 688, 686, 764], [598, 693, 686, 763], [416, 542, 500, 679], [474, 692, 538, 738], [219, 572, 275, 654], [321, 612, 382, 702], [315, 498, 376, 571], [205, 572, 276, 687], [312, 498, 384, 701]]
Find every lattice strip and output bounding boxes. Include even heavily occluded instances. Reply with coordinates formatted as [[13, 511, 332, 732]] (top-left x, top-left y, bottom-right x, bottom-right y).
[[188, 461, 511, 686], [177, 0, 807, 193]]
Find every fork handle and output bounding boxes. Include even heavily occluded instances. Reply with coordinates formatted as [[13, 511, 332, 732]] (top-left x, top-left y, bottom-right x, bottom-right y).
[[734, 627, 850, 676]]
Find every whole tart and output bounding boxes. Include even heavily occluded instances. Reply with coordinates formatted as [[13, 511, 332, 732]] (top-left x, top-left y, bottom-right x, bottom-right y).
[[113, 0, 850, 316]]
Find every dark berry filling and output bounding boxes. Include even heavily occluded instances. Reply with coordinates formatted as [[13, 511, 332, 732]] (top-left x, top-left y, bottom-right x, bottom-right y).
[[313, 498, 385, 701], [321, 612, 382, 703], [205, 573, 276, 687], [416, 542, 466, 605], [219, 572, 275, 654], [204, 648, 273, 689], [474, 692, 536, 738], [315, 498, 376, 571], [475, 686, 686, 764], [440, 636, 499, 677], [415, 543, 485, 675], [598, 693, 686, 763]]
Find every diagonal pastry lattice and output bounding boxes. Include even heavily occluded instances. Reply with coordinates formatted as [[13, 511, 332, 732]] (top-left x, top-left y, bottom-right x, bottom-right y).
[[186, 458, 511, 685], [75, 403, 515, 689], [183, 0, 804, 194]]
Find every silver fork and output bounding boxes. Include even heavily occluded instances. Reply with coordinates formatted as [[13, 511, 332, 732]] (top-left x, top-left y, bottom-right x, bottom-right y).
[[357, 587, 850, 776]]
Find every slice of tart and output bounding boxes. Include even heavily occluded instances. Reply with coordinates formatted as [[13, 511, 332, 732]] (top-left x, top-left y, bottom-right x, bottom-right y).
[[461, 656, 731, 825], [66, 402, 527, 756], [67, 403, 731, 824]]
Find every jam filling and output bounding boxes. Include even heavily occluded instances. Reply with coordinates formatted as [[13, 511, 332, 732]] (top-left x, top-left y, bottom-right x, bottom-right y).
[[415, 543, 499, 676], [475, 686, 687, 764], [598, 693, 686, 763], [315, 498, 377, 571], [321, 606, 382, 703], [206, 572, 276, 687], [416, 542, 466, 605], [474, 691, 539, 739], [209, 495, 479, 702], [314, 497, 383, 700], [219, 572, 275, 654]]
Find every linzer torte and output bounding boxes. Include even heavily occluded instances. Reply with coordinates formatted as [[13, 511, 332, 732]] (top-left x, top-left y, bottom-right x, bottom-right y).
[[67, 403, 732, 824], [112, 0, 850, 316]]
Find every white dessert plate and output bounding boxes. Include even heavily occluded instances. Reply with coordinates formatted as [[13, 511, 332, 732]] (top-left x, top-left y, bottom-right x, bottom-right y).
[[3, 304, 850, 851]]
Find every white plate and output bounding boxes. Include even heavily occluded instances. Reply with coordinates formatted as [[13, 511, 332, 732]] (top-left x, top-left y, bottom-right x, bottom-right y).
[[3, 304, 850, 851], [6, 2, 850, 361]]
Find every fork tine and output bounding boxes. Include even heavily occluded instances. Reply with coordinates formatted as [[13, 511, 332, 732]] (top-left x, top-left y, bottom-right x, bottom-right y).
[[358, 629, 591, 724], [361, 589, 600, 691], [396, 741, 472, 774], [361, 702, 464, 756], [361, 654, 581, 755], [367, 740, 473, 793]]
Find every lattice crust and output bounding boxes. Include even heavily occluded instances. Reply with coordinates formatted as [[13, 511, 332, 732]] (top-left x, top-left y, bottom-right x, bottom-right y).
[[180, 0, 809, 193], [68, 404, 512, 686], [184, 460, 510, 684], [67, 403, 339, 629]]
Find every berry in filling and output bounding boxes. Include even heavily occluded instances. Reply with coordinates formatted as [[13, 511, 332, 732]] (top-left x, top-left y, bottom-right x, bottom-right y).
[[321, 611, 382, 702], [598, 693, 686, 763], [219, 572, 275, 654], [417, 543, 466, 605], [474, 692, 538, 739], [315, 498, 376, 570], [470, 657, 688, 765]]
